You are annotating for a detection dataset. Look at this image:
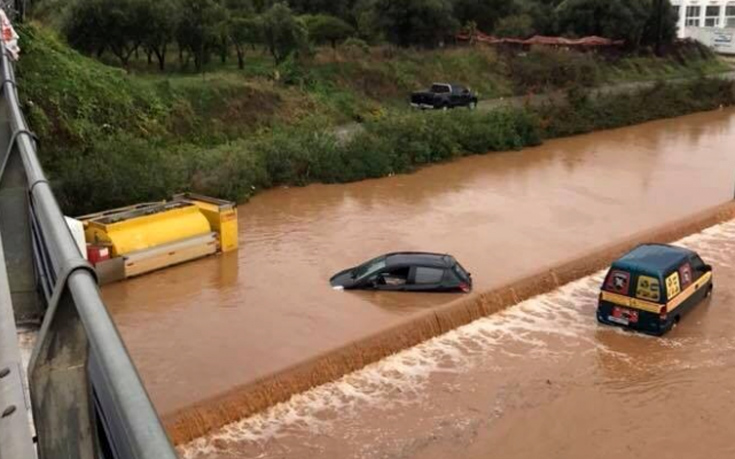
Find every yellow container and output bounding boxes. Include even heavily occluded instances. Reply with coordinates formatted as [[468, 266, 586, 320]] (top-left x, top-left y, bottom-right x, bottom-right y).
[[85, 203, 212, 257], [174, 193, 239, 253]]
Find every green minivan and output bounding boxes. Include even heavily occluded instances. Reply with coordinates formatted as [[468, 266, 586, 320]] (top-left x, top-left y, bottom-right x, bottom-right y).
[[597, 244, 713, 336]]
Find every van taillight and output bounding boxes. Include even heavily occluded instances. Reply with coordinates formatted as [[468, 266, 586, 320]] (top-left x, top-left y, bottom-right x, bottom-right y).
[[659, 305, 668, 321], [459, 282, 470, 293]]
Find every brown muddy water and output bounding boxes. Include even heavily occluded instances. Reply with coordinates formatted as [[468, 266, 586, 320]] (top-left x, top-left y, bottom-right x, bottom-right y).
[[181, 218, 735, 459], [102, 109, 735, 423]]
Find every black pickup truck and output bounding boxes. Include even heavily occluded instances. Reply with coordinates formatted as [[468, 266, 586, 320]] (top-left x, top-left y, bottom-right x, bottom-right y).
[[410, 83, 478, 110]]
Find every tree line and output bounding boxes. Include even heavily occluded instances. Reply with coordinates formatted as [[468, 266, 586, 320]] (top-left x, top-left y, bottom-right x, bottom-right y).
[[59, 0, 679, 71]]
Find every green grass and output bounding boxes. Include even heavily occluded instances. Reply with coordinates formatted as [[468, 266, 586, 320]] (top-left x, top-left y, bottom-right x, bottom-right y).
[[607, 54, 730, 83]]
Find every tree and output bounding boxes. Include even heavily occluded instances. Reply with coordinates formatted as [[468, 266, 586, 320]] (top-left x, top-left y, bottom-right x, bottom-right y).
[[230, 15, 263, 69], [373, 0, 458, 47], [557, 0, 649, 47], [176, 0, 228, 71], [641, 0, 678, 54], [261, 2, 309, 65], [352, 0, 382, 43], [224, 0, 256, 15], [302, 14, 355, 48], [494, 13, 535, 38], [285, 0, 356, 19], [139, 0, 179, 70], [105, 0, 148, 68], [520, 0, 559, 36], [452, 0, 518, 34], [64, 0, 146, 68], [64, 0, 108, 57]]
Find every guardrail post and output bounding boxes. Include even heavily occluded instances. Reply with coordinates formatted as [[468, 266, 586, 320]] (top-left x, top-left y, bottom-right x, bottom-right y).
[[0, 118, 43, 324], [29, 280, 96, 459]]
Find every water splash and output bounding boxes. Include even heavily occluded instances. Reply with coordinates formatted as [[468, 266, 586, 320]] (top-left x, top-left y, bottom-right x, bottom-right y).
[[181, 218, 735, 457]]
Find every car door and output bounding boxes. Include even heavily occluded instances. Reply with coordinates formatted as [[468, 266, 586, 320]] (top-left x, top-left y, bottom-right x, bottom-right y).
[[459, 86, 470, 105], [450, 86, 463, 107], [688, 254, 712, 300]]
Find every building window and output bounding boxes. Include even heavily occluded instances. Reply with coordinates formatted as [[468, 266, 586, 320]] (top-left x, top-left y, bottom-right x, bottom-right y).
[[727, 3, 735, 27], [686, 6, 701, 27], [673, 5, 681, 19], [705, 6, 720, 27]]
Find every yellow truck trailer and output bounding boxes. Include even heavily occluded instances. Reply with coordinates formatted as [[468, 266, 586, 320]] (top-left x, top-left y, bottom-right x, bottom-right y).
[[73, 193, 238, 284]]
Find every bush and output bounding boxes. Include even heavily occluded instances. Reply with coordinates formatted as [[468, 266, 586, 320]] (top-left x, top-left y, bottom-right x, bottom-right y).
[[509, 47, 601, 93], [538, 78, 735, 138], [302, 14, 354, 49], [342, 37, 370, 57]]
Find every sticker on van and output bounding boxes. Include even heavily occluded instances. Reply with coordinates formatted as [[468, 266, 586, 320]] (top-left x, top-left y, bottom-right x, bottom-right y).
[[605, 270, 630, 294], [636, 275, 660, 302], [666, 272, 681, 299]]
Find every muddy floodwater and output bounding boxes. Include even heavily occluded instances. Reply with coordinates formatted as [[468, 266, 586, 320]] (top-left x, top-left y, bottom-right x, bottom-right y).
[[181, 219, 735, 459], [102, 109, 735, 418]]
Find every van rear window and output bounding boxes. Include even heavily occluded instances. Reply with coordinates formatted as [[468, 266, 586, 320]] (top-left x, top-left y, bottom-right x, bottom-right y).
[[604, 270, 630, 295]]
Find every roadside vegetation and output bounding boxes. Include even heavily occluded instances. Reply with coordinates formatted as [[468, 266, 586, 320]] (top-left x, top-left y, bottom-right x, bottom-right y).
[[14, 0, 735, 214]]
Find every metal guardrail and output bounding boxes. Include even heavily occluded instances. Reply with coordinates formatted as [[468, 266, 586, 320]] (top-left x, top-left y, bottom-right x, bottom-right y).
[[0, 37, 177, 458]]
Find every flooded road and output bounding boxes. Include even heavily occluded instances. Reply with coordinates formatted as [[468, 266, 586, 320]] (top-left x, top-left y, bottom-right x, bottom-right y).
[[102, 108, 735, 417], [181, 218, 735, 459]]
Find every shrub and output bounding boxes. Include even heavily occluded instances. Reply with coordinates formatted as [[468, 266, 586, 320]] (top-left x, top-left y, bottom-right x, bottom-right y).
[[509, 47, 601, 93]]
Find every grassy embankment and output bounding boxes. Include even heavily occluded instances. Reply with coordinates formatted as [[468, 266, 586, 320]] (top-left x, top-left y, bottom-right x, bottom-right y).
[[15, 23, 735, 215]]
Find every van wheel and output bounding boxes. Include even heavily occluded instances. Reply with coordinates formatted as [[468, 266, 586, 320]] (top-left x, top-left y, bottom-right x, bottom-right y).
[[441, 105, 449, 112], [468, 101, 477, 110]]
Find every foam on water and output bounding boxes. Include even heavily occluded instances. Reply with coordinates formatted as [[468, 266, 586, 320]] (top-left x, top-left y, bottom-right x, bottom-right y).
[[180, 219, 735, 458]]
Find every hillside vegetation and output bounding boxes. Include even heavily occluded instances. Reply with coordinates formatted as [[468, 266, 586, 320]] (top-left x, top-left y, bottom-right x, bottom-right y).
[[14, 23, 734, 215]]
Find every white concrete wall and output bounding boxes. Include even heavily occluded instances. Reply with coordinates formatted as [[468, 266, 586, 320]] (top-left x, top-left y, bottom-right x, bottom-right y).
[[686, 26, 735, 53], [671, 0, 735, 53]]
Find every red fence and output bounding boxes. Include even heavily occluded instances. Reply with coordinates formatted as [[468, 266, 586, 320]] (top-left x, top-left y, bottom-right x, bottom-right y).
[[456, 31, 624, 48]]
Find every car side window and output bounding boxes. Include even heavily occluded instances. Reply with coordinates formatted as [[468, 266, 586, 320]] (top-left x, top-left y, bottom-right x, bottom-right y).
[[690, 255, 706, 279], [414, 267, 445, 284], [679, 263, 693, 288], [376, 266, 410, 287]]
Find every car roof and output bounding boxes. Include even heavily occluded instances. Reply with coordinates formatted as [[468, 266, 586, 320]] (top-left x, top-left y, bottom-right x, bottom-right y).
[[385, 252, 454, 269], [612, 244, 695, 276]]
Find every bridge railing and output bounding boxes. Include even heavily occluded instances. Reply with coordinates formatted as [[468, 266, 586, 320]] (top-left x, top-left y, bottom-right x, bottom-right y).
[[0, 37, 177, 458]]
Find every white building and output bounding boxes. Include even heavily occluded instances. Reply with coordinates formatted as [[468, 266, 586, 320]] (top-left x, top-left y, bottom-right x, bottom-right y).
[[671, 1, 735, 53]]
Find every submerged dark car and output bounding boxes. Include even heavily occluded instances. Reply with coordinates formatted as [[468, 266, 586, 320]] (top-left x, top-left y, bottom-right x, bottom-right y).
[[330, 252, 472, 293]]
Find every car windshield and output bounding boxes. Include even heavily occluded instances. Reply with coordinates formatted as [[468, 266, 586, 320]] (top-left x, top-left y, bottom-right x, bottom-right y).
[[351, 256, 387, 280], [431, 84, 450, 93], [453, 262, 470, 281]]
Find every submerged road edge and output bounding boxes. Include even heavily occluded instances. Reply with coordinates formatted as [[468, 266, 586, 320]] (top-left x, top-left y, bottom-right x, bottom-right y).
[[163, 200, 735, 445]]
